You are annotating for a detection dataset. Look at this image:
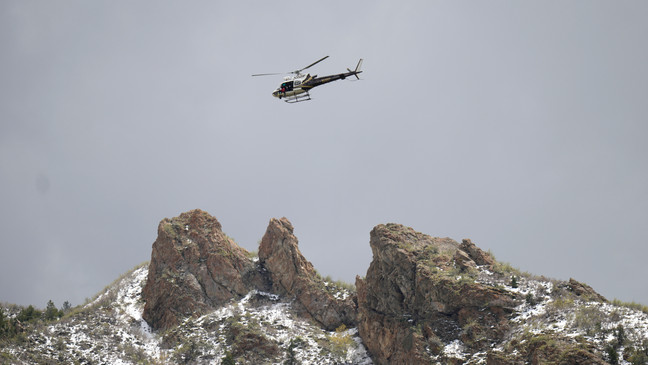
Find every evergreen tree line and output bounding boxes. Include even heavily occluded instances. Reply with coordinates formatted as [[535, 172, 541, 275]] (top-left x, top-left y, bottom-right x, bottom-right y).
[[0, 300, 71, 340]]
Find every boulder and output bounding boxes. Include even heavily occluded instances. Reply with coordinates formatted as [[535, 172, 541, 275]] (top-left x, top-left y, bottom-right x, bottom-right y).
[[454, 249, 477, 272], [460, 239, 495, 267]]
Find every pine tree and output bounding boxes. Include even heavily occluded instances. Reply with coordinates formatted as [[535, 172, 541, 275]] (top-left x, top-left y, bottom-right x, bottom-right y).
[[615, 325, 625, 347], [606, 344, 619, 365], [510, 275, 519, 288], [284, 338, 300, 365], [0, 308, 7, 336], [45, 300, 59, 321], [17, 305, 41, 322]]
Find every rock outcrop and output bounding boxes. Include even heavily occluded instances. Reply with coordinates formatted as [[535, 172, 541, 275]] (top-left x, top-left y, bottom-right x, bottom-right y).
[[460, 238, 495, 267], [142, 210, 265, 330], [356, 224, 516, 364], [567, 278, 608, 302], [142, 211, 355, 332], [486, 333, 609, 365], [258, 217, 356, 330], [140, 210, 619, 364]]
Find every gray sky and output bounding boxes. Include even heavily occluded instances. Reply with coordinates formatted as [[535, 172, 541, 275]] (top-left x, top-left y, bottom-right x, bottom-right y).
[[1, 1, 647, 309]]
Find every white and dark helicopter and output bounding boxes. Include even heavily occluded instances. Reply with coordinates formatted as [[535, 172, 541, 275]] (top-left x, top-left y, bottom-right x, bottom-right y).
[[252, 56, 363, 103]]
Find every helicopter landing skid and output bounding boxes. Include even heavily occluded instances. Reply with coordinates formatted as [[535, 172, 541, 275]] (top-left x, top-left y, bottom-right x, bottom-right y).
[[283, 91, 311, 103]]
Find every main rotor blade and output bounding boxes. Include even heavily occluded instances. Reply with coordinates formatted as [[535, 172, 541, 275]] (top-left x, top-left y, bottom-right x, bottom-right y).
[[296, 56, 329, 73], [251, 72, 282, 77], [254, 56, 329, 77]]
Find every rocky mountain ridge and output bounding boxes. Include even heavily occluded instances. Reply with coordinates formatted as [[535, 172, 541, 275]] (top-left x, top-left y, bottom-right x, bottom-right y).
[[2, 209, 648, 364]]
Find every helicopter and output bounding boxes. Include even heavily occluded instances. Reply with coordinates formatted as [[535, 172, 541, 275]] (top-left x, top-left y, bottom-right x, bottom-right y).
[[252, 56, 363, 103]]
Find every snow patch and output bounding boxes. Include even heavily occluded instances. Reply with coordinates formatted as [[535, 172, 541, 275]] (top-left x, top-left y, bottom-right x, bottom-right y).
[[443, 339, 467, 360]]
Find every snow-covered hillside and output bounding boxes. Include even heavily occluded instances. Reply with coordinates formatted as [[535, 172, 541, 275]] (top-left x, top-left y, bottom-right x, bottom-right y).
[[471, 266, 648, 364], [2, 262, 648, 364], [1, 264, 372, 364]]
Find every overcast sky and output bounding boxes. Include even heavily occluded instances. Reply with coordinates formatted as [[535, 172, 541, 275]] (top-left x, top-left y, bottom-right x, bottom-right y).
[[1, 1, 647, 309]]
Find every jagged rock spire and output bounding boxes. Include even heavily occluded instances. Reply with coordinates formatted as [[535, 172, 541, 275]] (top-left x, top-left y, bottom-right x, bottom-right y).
[[142, 209, 261, 330], [142, 212, 355, 331], [258, 217, 357, 330]]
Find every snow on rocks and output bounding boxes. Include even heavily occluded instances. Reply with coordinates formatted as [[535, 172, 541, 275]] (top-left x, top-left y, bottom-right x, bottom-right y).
[[165, 287, 372, 364], [10, 263, 164, 364], [476, 264, 648, 363], [443, 339, 467, 360], [16, 263, 368, 364], [5, 263, 371, 364], [6, 260, 646, 364]]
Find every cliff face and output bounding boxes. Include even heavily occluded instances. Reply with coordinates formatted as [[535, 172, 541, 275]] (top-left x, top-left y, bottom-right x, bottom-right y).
[[258, 217, 357, 330], [356, 224, 516, 364], [142, 210, 265, 330]]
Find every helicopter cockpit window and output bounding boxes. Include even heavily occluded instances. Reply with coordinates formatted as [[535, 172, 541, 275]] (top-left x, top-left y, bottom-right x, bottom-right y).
[[280, 81, 294, 92]]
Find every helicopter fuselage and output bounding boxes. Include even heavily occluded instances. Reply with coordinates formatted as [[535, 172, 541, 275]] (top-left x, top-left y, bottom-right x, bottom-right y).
[[272, 70, 361, 100]]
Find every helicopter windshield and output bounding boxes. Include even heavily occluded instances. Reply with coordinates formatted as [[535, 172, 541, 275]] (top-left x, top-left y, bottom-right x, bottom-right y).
[[280, 81, 294, 92]]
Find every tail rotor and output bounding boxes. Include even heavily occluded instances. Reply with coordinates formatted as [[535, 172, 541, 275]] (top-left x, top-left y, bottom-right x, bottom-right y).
[[347, 58, 363, 80]]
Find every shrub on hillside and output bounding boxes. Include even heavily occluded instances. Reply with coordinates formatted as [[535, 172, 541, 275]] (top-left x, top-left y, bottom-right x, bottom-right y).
[[17, 305, 41, 322], [328, 324, 355, 358]]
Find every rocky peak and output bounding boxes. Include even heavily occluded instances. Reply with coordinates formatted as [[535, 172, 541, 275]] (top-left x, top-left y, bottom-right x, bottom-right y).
[[142, 209, 263, 330], [258, 217, 356, 330], [7, 210, 646, 364], [142, 212, 355, 332], [258, 217, 316, 293], [138, 212, 634, 364], [356, 224, 516, 364]]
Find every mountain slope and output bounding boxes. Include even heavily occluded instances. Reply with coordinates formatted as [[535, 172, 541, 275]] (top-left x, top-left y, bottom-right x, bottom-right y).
[[1, 263, 371, 364], [2, 209, 647, 364]]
